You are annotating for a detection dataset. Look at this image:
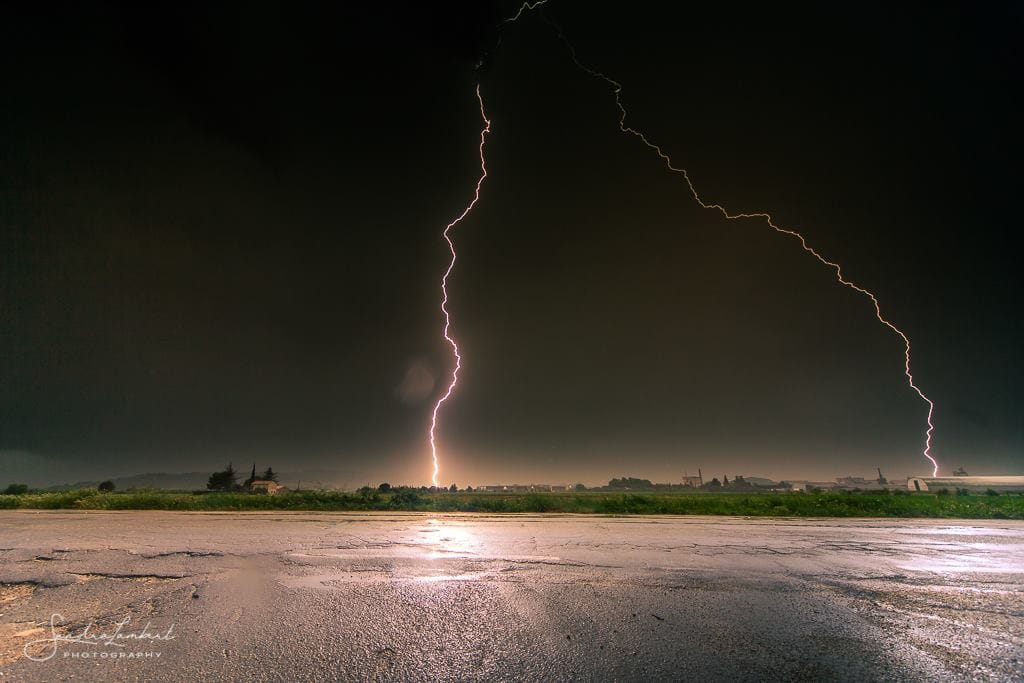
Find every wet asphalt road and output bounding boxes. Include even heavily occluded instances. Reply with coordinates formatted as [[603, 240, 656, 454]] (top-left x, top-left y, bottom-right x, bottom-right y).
[[0, 512, 1022, 682]]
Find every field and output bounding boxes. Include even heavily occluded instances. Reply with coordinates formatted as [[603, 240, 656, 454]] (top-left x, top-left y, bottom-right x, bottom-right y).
[[1, 488, 1022, 518]]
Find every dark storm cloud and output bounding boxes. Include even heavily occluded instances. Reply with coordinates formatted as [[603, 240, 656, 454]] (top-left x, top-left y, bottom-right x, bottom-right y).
[[1, 1, 1021, 485]]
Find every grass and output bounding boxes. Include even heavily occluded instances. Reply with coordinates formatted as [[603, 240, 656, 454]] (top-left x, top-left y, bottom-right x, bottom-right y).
[[0, 488, 1022, 518]]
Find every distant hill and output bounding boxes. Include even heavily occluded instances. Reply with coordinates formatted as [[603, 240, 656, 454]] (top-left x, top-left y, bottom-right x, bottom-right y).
[[44, 469, 360, 492], [47, 472, 211, 492]]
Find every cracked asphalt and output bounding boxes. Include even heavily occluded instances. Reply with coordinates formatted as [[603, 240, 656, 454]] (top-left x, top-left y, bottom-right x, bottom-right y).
[[1, 512, 1022, 681]]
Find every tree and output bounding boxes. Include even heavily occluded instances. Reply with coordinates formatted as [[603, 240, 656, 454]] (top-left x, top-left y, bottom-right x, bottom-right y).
[[3, 483, 28, 495], [449, 483, 458, 492], [575, 483, 587, 492], [261, 467, 278, 482], [243, 463, 257, 488], [98, 480, 116, 492], [207, 463, 238, 492], [378, 482, 392, 492], [723, 475, 730, 486]]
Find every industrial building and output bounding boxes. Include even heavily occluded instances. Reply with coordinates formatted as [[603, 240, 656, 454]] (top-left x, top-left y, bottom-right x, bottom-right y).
[[907, 476, 1024, 493]]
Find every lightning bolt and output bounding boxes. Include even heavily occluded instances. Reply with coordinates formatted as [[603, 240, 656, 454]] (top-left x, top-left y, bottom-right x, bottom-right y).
[[507, 5, 939, 476], [429, 84, 491, 488], [504, 1, 550, 23]]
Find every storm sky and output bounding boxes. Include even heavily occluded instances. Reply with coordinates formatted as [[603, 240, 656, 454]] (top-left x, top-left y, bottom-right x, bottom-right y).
[[2, 1, 1021, 486]]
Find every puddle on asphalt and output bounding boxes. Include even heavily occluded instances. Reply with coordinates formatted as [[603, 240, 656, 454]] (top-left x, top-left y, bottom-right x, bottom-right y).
[[897, 554, 1024, 573], [278, 567, 497, 588]]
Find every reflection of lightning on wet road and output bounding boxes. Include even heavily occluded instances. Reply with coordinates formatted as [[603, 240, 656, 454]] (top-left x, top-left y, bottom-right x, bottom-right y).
[[428, 85, 491, 487], [4, 512, 1022, 680]]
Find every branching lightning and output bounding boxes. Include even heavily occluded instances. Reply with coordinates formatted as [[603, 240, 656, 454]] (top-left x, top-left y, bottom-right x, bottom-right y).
[[507, 3, 939, 476], [429, 84, 491, 487]]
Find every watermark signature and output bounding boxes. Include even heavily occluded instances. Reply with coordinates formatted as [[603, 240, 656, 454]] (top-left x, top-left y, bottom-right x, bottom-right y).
[[23, 613, 176, 662]]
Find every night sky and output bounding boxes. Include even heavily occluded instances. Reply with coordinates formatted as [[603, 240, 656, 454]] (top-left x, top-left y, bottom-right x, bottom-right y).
[[2, 1, 1021, 487]]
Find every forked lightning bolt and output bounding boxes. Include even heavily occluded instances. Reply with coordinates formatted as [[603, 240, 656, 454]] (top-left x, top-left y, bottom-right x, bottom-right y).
[[429, 84, 491, 487], [507, 2, 939, 476]]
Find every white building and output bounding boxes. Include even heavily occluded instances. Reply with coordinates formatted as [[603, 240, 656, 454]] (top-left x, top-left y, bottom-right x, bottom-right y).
[[780, 481, 841, 492], [907, 476, 1024, 493], [250, 479, 286, 495]]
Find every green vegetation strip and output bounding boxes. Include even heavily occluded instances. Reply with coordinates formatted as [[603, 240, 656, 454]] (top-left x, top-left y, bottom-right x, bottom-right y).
[[0, 489, 1021, 518]]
